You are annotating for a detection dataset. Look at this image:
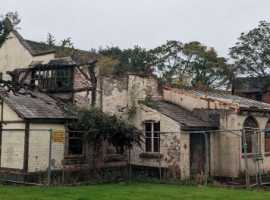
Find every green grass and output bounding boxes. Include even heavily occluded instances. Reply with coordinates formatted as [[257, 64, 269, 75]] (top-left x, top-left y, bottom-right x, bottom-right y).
[[0, 183, 270, 200]]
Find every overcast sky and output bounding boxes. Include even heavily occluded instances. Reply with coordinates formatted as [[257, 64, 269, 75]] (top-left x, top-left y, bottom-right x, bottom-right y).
[[1, 0, 270, 57]]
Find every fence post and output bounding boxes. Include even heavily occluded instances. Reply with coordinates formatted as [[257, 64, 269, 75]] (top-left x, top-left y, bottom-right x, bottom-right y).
[[204, 132, 209, 186], [129, 147, 131, 179], [47, 129, 52, 187], [242, 129, 250, 189]]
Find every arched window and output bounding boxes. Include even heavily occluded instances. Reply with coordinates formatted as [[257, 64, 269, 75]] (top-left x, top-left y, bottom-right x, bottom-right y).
[[265, 119, 270, 152], [243, 117, 259, 153]]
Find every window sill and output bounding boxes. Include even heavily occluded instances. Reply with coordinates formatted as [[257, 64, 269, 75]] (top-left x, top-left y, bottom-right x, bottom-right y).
[[241, 154, 255, 159], [139, 152, 163, 159], [65, 155, 85, 159], [241, 153, 264, 159], [265, 153, 270, 157]]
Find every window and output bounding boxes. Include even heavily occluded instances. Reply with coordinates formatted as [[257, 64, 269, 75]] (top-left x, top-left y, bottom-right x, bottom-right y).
[[32, 66, 72, 90], [255, 94, 262, 102], [67, 132, 84, 156], [265, 119, 270, 152], [243, 117, 259, 153], [145, 122, 160, 152]]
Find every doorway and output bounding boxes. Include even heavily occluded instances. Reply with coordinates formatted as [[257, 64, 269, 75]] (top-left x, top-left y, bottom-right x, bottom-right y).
[[190, 133, 206, 178]]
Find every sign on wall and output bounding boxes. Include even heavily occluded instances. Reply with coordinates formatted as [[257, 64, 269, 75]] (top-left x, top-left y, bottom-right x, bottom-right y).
[[51, 130, 65, 143]]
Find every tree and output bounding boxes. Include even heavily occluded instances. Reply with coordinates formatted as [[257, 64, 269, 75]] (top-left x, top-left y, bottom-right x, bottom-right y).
[[98, 45, 152, 75], [75, 107, 143, 151], [56, 38, 80, 62], [46, 33, 56, 47], [0, 11, 21, 47], [150, 40, 183, 85], [229, 20, 270, 91], [182, 41, 229, 88]]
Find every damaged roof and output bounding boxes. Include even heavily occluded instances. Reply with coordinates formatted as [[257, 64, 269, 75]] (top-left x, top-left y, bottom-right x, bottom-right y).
[[0, 85, 75, 121], [166, 88, 270, 110], [11, 30, 100, 62], [149, 100, 217, 130]]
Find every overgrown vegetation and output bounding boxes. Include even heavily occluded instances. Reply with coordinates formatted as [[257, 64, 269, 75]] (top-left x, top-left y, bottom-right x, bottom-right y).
[[73, 107, 143, 150], [0, 11, 21, 47], [97, 45, 152, 75], [229, 20, 270, 92]]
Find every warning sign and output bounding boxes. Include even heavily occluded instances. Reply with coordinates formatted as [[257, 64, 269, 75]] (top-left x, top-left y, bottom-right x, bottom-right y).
[[51, 130, 65, 143]]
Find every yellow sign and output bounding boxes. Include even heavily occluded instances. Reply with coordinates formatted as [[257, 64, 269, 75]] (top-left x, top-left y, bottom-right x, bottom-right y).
[[51, 130, 65, 143]]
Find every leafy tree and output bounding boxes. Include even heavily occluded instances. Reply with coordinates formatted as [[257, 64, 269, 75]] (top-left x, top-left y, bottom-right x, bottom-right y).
[[150, 40, 229, 88], [150, 40, 183, 85], [0, 11, 21, 47], [74, 107, 143, 151], [56, 38, 81, 62], [229, 20, 270, 92], [98, 45, 152, 75], [182, 41, 229, 88]]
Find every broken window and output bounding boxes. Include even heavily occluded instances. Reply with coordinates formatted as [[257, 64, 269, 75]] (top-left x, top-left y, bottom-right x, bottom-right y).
[[243, 117, 259, 153], [145, 122, 160, 152], [67, 132, 84, 156], [32, 66, 73, 90], [265, 119, 270, 152]]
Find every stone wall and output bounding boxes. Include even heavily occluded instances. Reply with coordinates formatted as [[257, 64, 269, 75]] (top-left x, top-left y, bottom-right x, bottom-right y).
[[130, 105, 190, 179]]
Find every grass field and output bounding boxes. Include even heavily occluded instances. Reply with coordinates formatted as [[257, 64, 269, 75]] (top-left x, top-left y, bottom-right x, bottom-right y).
[[0, 183, 270, 200]]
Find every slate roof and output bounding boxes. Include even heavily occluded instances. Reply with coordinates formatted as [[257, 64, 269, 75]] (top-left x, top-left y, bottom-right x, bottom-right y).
[[0, 87, 75, 121], [11, 30, 100, 62], [150, 100, 217, 130], [169, 88, 270, 110]]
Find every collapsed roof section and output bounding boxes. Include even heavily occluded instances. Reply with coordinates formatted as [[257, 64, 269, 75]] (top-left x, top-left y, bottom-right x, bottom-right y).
[[0, 81, 76, 122]]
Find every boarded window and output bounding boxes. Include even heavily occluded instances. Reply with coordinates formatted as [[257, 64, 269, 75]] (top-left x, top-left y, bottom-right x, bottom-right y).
[[68, 132, 84, 156], [243, 117, 258, 153], [145, 122, 160, 152], [265, 119, 270, 152]]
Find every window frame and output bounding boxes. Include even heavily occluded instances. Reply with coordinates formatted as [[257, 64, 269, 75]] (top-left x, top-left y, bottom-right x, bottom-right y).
[[65, 131, 85, 158], [145, 122, 160, 153], [31, 65, 74, 91], [265, 119, 270, 153], [243, 116, 259, 154], [255, 94, 262, 102]]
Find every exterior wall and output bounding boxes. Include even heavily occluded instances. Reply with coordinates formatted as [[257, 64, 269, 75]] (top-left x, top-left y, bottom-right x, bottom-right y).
[[210, 113, 241, 177], [99, 75, 129, 119], [28, 123, 66, 172], [33, 53, 55, 65], [131, 105, 190, 179], [237, 115, 270, 176], [0, 102, 25, 170], [163, 88, 232, 112], [0, 32, 33, 80], [1, 123, 25, 170], [73, 66, 93, 107], [0, 32, 54, 81], [98, 74, 160, 119]]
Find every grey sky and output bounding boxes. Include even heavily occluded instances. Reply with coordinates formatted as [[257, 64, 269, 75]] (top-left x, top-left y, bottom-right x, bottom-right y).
[[2, 0, 270, 57]]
